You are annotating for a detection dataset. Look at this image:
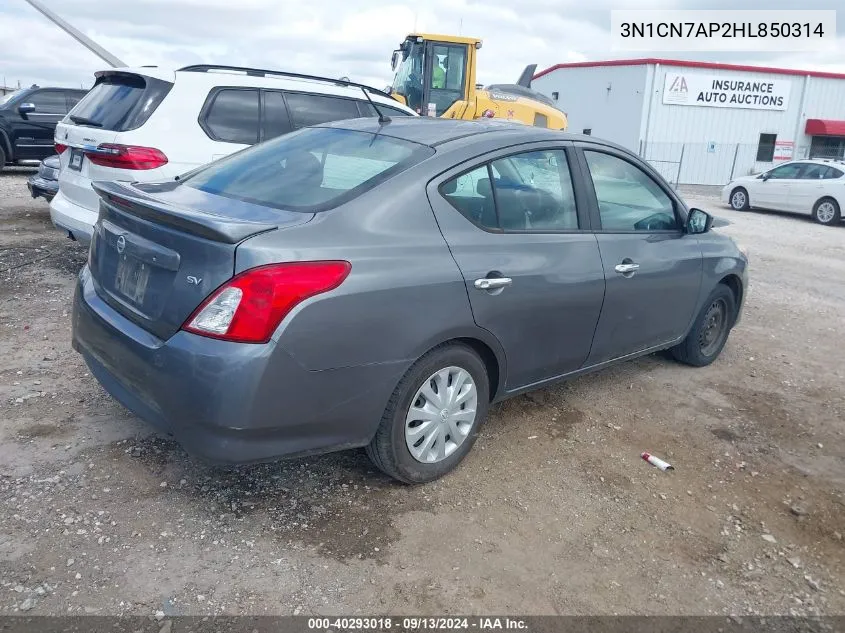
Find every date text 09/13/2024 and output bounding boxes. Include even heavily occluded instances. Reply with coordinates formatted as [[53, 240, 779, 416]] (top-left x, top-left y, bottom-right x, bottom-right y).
[[307, 617, 528, 630]]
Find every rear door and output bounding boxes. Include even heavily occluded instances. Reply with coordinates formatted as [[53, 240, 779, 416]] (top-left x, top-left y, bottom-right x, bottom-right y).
[[14, 89, 67, 161], [576, 144, 702, 365], [427, 142, 605, 390], [788, 163, 839, 214]]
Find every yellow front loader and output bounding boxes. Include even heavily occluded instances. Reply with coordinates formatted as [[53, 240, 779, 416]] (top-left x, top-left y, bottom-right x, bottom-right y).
[[389, 33, 567, 130]]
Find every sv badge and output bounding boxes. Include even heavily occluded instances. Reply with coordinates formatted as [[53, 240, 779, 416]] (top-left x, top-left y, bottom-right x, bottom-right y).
[[186, 276, 202, 285]]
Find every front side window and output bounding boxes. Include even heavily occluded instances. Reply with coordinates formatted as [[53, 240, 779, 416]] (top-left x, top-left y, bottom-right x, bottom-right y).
[[204, 89, 260, 144], [29, 90, 68, 114], [182, 127, 433, 212], [766, 162, 804, 179], [440, 149, 578, 232], [285, 93, 361, 129], [584, 151, 678, 232]]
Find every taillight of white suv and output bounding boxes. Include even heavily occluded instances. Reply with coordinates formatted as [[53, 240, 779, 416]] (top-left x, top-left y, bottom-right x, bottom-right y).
[[84, 144, 168, 170]]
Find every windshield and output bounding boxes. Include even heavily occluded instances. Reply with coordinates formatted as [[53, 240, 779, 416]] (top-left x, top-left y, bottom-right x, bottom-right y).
[[0, 90, 24, 107], [181, 126, 434, 212], [391, 39, 425, 114]]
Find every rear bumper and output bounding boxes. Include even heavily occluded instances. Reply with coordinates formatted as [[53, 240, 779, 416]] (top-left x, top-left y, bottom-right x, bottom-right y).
[[72, 266, 406, 464], [27, 175, 58, 202], [50, 190, 96, 244]]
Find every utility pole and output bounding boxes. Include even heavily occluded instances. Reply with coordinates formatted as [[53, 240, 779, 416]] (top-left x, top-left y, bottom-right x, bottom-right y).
[[21, 0, 126, 68]]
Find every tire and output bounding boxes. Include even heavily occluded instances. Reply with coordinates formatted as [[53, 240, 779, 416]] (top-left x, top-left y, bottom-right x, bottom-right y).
[[0, 144, 6, 173], [366, 343, 490, 484], [812, 197, 841, 226], [729, 187, 749, 211], [672, 284, 736, 367]]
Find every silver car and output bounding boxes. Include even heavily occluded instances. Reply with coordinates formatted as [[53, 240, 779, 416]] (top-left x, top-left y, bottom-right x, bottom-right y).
[[72, 117, 749, 483]]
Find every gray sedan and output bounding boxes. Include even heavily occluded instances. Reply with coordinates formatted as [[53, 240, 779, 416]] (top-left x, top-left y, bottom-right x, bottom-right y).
[[71, 117, 748, 483]]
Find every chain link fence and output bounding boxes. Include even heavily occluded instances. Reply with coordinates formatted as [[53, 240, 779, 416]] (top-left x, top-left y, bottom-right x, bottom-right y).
[[640, 141, 839, 186]]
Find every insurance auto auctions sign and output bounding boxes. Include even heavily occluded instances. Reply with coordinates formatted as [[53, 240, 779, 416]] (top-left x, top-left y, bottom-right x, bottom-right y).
[[662, 72, 791, 110]]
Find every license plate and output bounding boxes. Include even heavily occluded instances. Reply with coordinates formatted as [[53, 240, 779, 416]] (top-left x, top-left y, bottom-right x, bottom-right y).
[[115, 255, 150, 305], [69, 148, 84, 171]]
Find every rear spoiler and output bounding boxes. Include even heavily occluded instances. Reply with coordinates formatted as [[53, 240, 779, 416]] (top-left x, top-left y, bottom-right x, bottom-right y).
[[91, 181, 277, 244]]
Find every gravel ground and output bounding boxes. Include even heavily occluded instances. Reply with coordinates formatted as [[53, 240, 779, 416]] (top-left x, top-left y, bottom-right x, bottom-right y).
[[1, 172, 844, 617]]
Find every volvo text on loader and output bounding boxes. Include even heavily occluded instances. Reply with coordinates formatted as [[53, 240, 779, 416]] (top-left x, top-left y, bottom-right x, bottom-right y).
[[389, 33, 567, 130]]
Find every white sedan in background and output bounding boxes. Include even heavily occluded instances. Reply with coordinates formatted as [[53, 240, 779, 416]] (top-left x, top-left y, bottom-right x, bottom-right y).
[[722, 159, 845, 226]]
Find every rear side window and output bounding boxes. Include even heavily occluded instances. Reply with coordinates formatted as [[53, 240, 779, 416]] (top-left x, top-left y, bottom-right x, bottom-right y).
[[68, 74, 172, 131], [203, 89, 260, 144], [824, 166, 844, 179], [285, 93, 361, 128], [181, 127, 433, 212], [263, 90, 292, 140]]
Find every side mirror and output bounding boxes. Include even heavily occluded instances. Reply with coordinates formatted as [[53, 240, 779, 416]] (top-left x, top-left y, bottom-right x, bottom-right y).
[[761, 173, 770, 181], [391, 50, 400, 72], [18, 102, 36, 114], [686, 208, 713, 235]]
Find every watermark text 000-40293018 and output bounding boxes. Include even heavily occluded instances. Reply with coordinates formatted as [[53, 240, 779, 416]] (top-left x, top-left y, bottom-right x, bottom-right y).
[[611, 10, 837, 52]]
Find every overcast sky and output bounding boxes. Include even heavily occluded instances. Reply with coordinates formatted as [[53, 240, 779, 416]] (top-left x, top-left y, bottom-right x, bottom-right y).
[[1, 0, 842, 91]]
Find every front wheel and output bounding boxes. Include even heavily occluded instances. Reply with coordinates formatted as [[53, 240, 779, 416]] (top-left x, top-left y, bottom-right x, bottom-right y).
[[812, 198, 841, 225], [729, 187, 749, 211], [672, 284, 736, 367], [366, 343, 489, 484]]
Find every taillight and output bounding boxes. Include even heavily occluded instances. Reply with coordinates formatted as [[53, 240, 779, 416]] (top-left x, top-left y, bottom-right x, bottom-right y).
[[55, 143, 68, 154], [84, 144, 168, 170], [182, 261, 351, 344]]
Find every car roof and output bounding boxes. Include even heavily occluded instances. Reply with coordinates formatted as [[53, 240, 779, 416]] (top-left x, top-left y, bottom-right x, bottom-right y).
[[96, 66, 414, 113], [316, 116, 630, 150]]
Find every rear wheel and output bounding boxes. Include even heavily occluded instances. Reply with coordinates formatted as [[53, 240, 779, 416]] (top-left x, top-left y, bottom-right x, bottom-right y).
[[0, 145, 6, 173], [729, 187, 749, 211], [366, 343, 489, 484], [812, 198, 841, 225], [672, 284, 736, 367]]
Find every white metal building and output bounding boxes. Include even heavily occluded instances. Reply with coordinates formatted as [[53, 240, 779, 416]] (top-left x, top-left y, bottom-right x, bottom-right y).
[[532, 59, 845, 185]]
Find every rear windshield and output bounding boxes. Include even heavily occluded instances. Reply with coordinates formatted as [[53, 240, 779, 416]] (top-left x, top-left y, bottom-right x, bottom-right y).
[[66, 73, 172, 131], [181, 127, 434, 212]]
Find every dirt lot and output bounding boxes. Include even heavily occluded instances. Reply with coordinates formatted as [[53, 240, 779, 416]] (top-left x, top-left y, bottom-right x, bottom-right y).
[[1, 170, 844, 617]]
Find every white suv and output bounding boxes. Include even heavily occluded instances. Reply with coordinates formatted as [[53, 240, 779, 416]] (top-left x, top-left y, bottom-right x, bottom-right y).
[[50, 64, 416, 243], [722, 158, 845, 226]]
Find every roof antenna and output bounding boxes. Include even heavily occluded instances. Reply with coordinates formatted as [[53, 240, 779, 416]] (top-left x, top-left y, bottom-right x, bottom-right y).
[[360, 86, 391, 124]]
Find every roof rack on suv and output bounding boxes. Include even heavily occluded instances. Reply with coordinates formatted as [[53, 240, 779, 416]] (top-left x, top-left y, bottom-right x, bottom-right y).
[[177, 64, 397, 101]]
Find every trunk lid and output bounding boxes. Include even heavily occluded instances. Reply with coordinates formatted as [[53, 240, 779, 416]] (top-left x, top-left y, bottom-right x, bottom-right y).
[[88, 180, 314, 340]]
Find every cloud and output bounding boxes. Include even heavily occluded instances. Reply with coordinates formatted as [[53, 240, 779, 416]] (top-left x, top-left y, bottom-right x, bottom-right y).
[[0, 0, 843, 92]]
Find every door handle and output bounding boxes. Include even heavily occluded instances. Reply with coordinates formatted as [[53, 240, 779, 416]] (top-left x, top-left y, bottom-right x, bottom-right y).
[[614, 263, 640, 274], [474, 277, 513, 290]]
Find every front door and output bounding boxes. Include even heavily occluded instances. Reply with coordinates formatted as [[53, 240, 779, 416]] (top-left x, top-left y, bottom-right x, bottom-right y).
[[427, 144, 605, 390], [13, 89, 68, 161], [753, 162, 806, 209], [576, 146, 703, 365]]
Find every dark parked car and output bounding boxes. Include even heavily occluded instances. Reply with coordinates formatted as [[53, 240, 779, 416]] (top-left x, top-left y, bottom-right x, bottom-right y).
[[27, 154, 61, 202], [71, 118, 748, 483], [0, 86, 87, 171]]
